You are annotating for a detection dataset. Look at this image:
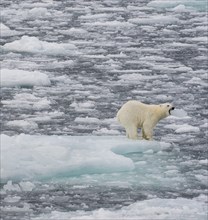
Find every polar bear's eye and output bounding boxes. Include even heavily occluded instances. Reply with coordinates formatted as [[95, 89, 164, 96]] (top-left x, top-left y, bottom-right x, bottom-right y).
[[167, 105, 170, 107]]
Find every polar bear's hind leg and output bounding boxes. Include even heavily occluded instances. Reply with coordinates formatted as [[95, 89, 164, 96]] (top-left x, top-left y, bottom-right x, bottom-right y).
[[125, 126, 138, 140]]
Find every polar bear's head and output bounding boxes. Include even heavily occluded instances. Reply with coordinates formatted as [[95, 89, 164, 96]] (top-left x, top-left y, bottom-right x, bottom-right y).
[[160, 103, 175, 117]]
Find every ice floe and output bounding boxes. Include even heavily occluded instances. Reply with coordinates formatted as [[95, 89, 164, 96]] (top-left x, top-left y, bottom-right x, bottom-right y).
[[6, 120, 38, 131], [28, 7, 51, 19], [1, 69, 51, 87], [129, 15, 179, 25], [170, 108, 188, 118], [1, 134, 172, 181], [2, 93, 51, 110], [2, 36, 79, 56], [0, 23, 21, 37], [164, 123, 200, 133]]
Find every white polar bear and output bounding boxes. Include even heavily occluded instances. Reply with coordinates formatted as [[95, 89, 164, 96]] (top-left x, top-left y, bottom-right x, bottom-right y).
[[117, 100, 175, 140]]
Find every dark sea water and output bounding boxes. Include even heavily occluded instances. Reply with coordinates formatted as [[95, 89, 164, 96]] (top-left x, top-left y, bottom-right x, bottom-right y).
[[0, 0, 207, 219]]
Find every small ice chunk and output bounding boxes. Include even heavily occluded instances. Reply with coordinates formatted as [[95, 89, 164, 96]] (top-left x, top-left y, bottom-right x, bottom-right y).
[[28, 7, 50, 18], [1, 69, 51, 87], [129, 15, 179, 25], [172, 4, 187, 12], [2, 93, 51, 110], [0, 23, 21, 37], [74, 117, 101, 124], [185, 77, 207, 86], [170, 109, 188, 118], [199, 159, 208, 165], [4, 196, 21, 203], [175, 125, 200, 133], [2, 35, 78, 56], [3, 181, 21, 192], [195, 174, 208, 185], [6, 120, 38, 131], [19, 181, 35, 192]]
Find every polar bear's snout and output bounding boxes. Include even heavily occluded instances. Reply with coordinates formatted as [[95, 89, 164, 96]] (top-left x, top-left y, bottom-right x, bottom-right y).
[[169, 106, 175, 115]]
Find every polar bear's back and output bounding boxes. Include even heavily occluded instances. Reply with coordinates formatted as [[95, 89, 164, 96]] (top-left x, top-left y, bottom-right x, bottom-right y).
[[117, 100, 148, 127]]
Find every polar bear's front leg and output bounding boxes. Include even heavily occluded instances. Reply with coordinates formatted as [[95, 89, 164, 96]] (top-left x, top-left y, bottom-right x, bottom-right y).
[[142, 123, 154, 140], [125, 126, 138, 140]]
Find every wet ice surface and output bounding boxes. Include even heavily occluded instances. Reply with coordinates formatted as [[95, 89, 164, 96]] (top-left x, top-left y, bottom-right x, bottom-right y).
[[0, 0, 208, 219]]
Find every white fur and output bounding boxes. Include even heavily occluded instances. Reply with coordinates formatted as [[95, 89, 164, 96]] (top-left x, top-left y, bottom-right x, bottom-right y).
[[117, 100, 173, 140]]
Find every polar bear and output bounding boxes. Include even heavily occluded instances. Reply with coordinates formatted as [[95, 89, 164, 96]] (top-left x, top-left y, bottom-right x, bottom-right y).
[[117, 100, 175, 140]]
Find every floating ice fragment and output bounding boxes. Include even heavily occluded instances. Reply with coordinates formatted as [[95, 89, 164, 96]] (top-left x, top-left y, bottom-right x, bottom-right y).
[[28, 7, 50, 18], [172, 4, 187, 12], [19, 181, 35, 192], [1, 69, 51, 87], [6, 120, 38, 131], [199, 159, 208, 165], [2, 93, 51, 110], [83, 21, 135, 27], [0, 23, 21, 37], [129, 15, 179, 25], [4, 196, 21, 203], [74, 117, 101, 124], [170, 109, 188, 118], [195, 174, 208, 185], [2, 36, 78, 56], [175, 125, 200, 133], [185, 77, 207, 86], [147, 0, 207, 11], [3, 181, 21, 192]]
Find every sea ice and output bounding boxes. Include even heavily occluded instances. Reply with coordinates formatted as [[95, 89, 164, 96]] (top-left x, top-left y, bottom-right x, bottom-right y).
[[147, 0, 207, 11], [0, 23, 21, 37], [2, 93, 51, 110], [74, 117, 101, 124], [1, 135, 172, 181], [70, 101, 95, 112], [185, 77, 207, 86], [172, 4, 187, 12], [6, 120, 38, 131], [28, 7, 51, 18], [118, 73, 163, 84], [2, 36, 78, 56], [1, 69, 51, 87], [175, 125, 200, 133], [129, 15, 179, 25], [4, 196, 21, 203], [164, 123, 200, 133], [170, 108, 188, 118], [32, 197, 207, 220], [83, 21, 135, 28]]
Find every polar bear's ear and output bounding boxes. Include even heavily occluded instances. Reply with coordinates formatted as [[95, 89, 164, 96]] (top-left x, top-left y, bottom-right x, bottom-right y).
[[160, 104, 162, 107]]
